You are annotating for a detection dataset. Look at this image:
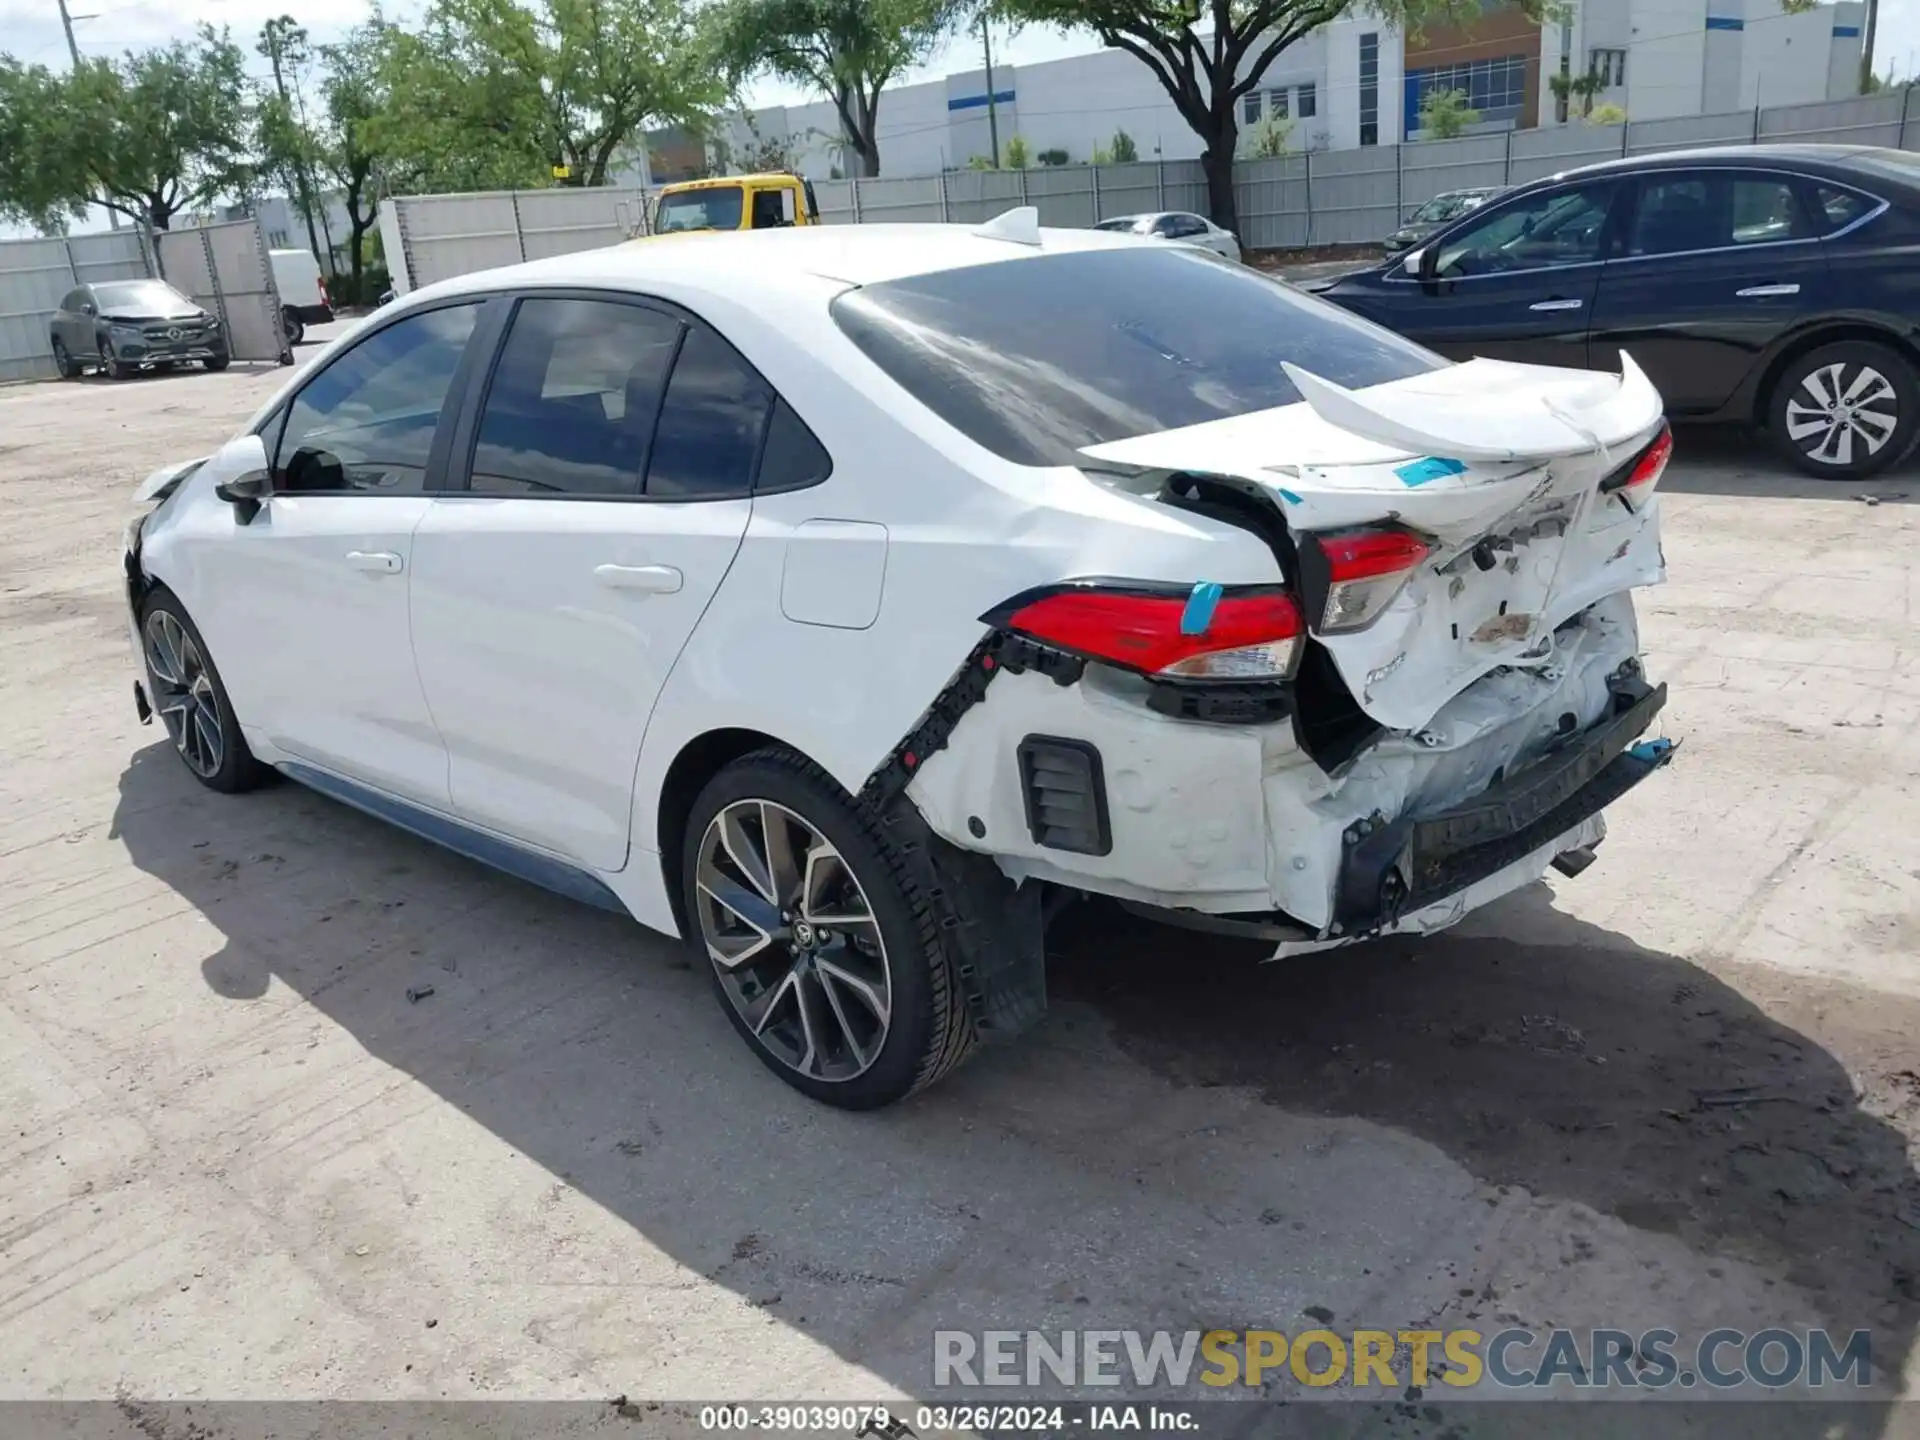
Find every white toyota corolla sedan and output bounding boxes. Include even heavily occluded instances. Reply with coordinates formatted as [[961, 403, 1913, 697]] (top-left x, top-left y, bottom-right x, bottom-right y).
[[122, 209, 1675, 1108]]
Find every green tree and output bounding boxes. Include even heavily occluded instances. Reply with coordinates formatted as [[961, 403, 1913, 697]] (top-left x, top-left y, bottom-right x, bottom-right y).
[[1417, 85, 1478, 138], [993, 0, 1551, 232], [0, 27, 253, 231], [1239, 111, 1293, 156], [258, 17, 328, 262], [1004, 133, 1031, 168], [373, 0, 718, 192], [706, 0, 968, 177], [316, 22, 390, 299], [1108, 127, 1139, 162], [1587, 101, 1627, 125], [1548, 65, 1605, 119]]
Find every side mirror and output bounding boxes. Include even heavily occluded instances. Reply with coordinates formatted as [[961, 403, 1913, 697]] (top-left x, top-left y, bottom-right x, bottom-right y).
[[81, 303, 96, 316], [208, 433, 272, 523], [1402, 246, 1431, 280]]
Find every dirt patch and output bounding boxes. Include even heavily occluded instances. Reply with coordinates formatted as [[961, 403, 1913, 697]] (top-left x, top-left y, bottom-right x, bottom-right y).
[[1051, 886, 1920, 1346]]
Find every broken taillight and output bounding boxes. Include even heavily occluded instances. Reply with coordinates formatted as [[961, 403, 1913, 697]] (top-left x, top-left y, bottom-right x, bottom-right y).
[[1312, 528, 1431, 634], [1601, 422, 1672, 511], [989, 583, 1304, 681]]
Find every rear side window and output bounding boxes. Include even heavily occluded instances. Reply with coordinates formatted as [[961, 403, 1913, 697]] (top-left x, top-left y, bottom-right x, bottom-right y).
[[830, 246, 1442, 467], [756, 398, 833, 492], [1814, 183, 1876, 232], [644, 327, 772, 500], [468, 297, 681, 498], [1626, 173, 1813, 256]]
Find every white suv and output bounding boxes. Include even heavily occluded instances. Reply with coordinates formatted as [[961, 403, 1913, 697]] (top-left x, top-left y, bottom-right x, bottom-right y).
[[122, 212, 1675, 1108]]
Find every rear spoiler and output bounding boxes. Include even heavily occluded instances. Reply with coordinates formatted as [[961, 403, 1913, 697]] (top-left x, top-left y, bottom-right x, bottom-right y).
[[1278, 352, 1660, 463]]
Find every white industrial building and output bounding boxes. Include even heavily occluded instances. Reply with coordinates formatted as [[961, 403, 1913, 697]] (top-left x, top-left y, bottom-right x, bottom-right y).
[[708, 0, 1863, 181]]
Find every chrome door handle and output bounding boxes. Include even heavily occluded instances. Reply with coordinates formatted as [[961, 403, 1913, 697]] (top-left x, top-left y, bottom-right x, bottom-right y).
[[594, 562, 683, 594], [345, 550, 403, 574], [1736, 283, 1800, 298], [1529, 298, 1584, 312]]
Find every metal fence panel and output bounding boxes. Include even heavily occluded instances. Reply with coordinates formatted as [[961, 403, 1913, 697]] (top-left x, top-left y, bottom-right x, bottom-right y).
[[945, 169, 1027, 224], [394, 192, 524, 290], [1159, 160, 1209, 217], [202, 219, 291, 364], [1508, 125, 1624, 184], [1092, 161, 1162, 221], [1400, 135, 1509, 209], [845, 175, 946, 223], [0, 239, 80, 384], [1628, 112, 1759, 154], [813, 179, 857, 223], [1760, 92, 1907, 146], [1023, 166, 1097, 228], [1235, 155, 1309, 249], [1303, 146, 1399, 244], [517, 186, 639, 260]]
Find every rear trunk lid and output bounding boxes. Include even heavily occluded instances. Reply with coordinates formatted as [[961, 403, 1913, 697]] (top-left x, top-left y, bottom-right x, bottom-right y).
[[1079, 354, 1667, 733]]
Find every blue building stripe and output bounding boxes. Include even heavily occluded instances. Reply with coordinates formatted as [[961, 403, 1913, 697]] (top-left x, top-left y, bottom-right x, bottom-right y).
[[1705, 16, 1745, 30], [1832, 24, 1861, 35], [948, 90, 1016, 111]]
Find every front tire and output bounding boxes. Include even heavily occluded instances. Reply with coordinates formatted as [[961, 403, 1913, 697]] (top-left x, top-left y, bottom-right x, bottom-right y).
[[204, 353, 231, 372], [1768, 340, 1917, 479], [281, 307, 305, 346], [100, 340, 133, 380], [138, 588, 267, 794], [680, 750, 975, 1109]]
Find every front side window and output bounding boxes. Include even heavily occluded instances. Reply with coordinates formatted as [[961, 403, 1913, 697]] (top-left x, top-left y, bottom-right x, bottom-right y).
[[830, 246, 1443, 468], [273, 302, 478, 494], [1433, 182, 1617, 277], [60, 288, 87, 313], [656, 186, 743, 233], [468, 297, 682, 498]]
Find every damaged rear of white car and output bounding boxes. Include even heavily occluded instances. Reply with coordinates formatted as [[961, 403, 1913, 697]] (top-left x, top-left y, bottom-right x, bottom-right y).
[[832, 238, 1675, 965]]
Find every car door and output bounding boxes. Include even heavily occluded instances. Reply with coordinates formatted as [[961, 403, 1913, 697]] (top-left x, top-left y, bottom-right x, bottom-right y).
[[180, 299, 484, 808], [408, 292, 780, 871], [1360, 179, 1622, 369], [1586, 168, 1830, 415], [52, 288, 87, 353]]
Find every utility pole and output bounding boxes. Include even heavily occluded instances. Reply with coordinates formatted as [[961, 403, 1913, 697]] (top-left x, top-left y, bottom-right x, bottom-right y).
[[55, 0, 82, 66], [981, 14, 1001, 169], [1860, 0, 1879, 92]]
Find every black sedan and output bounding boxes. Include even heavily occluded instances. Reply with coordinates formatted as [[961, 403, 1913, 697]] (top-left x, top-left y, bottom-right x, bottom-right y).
[[1320, 145, 1920, 478], [1382, 186, 1505, 255], [50, 279, 230, 380]]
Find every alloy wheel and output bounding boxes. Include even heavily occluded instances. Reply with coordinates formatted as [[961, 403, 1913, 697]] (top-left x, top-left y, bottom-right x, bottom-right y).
[[143, 609, 224, 778], [1785, 361, 1899, 468], [694, 799, 893, 1083]]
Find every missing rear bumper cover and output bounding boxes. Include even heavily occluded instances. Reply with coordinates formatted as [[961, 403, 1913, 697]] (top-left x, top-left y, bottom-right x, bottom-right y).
[[1333, 674, 1669, 934]]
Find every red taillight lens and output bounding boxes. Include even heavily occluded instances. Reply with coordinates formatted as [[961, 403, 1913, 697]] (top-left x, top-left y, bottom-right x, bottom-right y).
[[1000, 585, 1304, 681], [318, 275, 329, 305], [1314, 528, 1431, 633], [1614, 422, 1671, 508]]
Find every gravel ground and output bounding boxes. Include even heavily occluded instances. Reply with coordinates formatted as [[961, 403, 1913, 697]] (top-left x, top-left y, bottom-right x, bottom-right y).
[[3, 343, 1919, 1436]]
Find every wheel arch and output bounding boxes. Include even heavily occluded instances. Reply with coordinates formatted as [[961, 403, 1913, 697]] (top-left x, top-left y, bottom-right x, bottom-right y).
[[1747, 321, 1920, 426], [655, 727, 807, 939]]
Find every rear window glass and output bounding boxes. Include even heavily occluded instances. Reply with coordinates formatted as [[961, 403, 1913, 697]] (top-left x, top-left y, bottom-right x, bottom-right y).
[[829, 247, 1443, 467]]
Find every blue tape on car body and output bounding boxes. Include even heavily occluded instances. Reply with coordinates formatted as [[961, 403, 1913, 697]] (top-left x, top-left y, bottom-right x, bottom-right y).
[[1394, 456, 1467, 487], [1180, 581, 1223, 636]]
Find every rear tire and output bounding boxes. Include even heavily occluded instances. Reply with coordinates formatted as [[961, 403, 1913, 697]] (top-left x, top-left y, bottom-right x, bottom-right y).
[[281, 307, 305, 346], [1767, 340, 1917, 479], [51, 338, 80, 378], [138, 587, 268, 794], [679, 749, 976, 1109]]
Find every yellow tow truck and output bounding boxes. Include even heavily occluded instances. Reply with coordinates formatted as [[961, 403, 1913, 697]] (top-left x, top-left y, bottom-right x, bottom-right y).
[[645, 172, 822, 237]]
